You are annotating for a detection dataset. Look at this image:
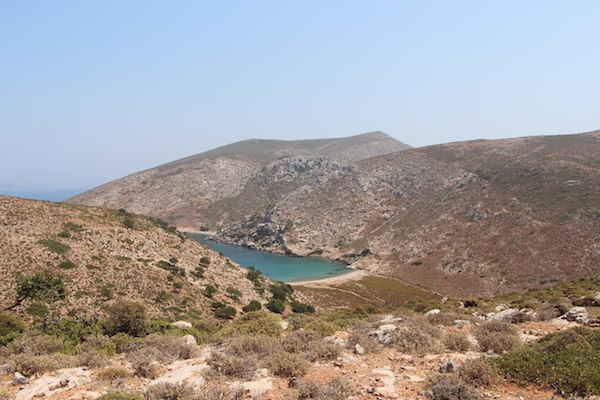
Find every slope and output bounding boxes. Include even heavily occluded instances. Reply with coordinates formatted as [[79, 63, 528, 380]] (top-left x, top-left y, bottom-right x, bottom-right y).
[[66, 131, 411, 230], [0, 195, 271, 321], [216, 130, 600, 297]]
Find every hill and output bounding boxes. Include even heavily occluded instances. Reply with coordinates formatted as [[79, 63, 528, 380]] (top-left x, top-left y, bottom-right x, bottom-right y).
[[0, 195, 272, 320], [66, 131, 411, 230], [216, 131, 600, 297]]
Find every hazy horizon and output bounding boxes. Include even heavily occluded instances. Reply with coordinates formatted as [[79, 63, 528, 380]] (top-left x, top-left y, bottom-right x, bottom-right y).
[[2, 1, 599, 197]]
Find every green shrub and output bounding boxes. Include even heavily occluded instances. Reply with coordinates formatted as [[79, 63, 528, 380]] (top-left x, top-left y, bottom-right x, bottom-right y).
[[106, 300, 148, 337], [287, 314, 318, 330], [129, 347, 161, 378], [37, 239, 70, 253], [443, 332, 472, 352], [214, 306, 236, 319], [58, 261, 77, 270], [458, 357, 499, 387], [347, 332, 381, 354], [204, 285, 217, 298], [389, 325, 444, 355], [266, 298, 285, 313], [280, 330, 340, 362], [144, 382, 199, 400], [11, 269, 68, 308], [290, 301, 315, 314], [303, 320, 337, 336], [495, 327, 600, 396], [267, 352, 310, 377], [226, 335, 277, 359], [9, 353, 78, 376], [218, 311, 283, 337], [208, 352, 259, 380], [96, 367, 130, 381], [111, 332, 138, 354], [4, 330, 64, 356], [0, 311, 25, 345], [289, 377, 355, 400], [242, 300, 262, 312], [143, 333, 197, 362], [96, 392, 143, 400], [473, 321, 521, 353], [426, 381, 478, 400], [225, 287, 242, 300]]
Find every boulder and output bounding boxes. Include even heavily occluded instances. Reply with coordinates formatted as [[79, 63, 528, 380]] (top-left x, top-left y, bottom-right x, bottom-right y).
[[13, 372, 29, 386], [354, 344, 366, 355], [182, 334, 197, 346], [369, 324, 397, 344], [171, 321, 193, 328], [423, 309, 441, 318], [452, 320, 471, 329], [563, 307, 588, 323], [439, 358, 457, 373]]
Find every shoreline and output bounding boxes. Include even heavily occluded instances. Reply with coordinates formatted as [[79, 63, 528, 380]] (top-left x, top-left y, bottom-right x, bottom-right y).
[[288, 269, 367, 286], [183, 229, 369, 285]]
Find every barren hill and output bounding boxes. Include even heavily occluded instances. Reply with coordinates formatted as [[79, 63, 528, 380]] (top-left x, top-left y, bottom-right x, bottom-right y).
[[66, 131, 411, 230], [0, 195, 271, 320], [216, 131, 600, 297]]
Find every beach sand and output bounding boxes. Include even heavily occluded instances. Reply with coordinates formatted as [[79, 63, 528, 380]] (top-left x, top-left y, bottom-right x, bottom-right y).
[[288, 269, 367, 286]]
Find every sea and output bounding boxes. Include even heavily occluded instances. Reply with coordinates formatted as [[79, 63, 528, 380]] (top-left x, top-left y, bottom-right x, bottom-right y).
[[187, 233, 352, 283]]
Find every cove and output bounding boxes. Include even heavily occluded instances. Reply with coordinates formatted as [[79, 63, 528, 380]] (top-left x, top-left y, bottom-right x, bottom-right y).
[[187, 233, 352, 283]]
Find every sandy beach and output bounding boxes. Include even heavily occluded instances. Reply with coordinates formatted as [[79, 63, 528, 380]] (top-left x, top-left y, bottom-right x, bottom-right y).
[[288, 269, 367, 286]]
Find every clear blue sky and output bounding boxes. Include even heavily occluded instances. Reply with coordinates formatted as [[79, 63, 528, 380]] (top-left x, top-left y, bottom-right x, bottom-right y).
[[2, 1, 599, 200]]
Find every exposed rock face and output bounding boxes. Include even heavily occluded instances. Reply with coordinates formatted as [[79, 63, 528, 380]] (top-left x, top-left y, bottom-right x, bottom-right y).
[[66, 132, 411, 229]]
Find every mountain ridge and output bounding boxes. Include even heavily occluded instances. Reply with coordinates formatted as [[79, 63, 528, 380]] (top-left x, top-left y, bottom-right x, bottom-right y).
[[215, 130, 600, 297], [66, 131, 411, 230]]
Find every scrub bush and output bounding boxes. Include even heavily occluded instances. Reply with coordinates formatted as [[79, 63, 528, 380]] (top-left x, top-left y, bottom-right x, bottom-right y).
[[473, 321, 521, 353], [144, 382, 199, 400], [495, 327, 600, 396]]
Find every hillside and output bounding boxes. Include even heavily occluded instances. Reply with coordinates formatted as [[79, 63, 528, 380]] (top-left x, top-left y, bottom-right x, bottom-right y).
[[216, 131, 600, 297], [0, 195, 272, 320], [66, 131, 411, 230]]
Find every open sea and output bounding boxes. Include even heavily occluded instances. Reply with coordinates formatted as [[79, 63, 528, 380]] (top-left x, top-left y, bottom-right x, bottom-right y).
[[187, 233, 352, 283]]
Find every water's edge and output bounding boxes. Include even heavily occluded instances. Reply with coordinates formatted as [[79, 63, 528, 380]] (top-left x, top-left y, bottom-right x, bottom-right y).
[[186, 232, 353, 283]]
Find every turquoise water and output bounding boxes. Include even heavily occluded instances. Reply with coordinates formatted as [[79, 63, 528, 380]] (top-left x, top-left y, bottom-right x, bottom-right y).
[[187, 233, 351, 283]]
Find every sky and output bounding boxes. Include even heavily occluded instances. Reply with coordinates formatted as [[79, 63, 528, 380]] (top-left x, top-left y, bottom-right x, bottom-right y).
[[1, 1, 599, 201]]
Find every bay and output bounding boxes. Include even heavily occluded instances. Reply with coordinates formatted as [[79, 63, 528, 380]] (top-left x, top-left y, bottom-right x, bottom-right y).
[[187, 233, 352, 283]]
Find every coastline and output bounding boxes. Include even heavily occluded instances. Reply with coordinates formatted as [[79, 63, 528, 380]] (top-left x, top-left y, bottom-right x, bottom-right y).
[[288, 269, 367, 286], [183, 229, 368, 285]]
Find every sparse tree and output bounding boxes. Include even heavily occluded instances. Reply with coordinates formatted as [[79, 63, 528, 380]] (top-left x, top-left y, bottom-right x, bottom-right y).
[[6, 269, 68, 310]]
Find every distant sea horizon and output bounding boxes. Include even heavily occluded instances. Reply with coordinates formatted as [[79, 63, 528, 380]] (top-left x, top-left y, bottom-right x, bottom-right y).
[[0, 189, 84, 202]]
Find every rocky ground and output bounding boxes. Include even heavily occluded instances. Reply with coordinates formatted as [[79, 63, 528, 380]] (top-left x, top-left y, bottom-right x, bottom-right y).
[[0, 313, 587, 400]]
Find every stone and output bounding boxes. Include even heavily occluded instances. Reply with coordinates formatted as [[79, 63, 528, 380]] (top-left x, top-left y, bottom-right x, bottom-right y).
[[240, 378, 273, 398], [563, 307, 588, 323], [452, 320, 471, 329], [354, 344, 366, 355], [13, 372, 29, 385], [181, 334, 197, 346], [369, 324, 397, 344], [488, 308, 521, 322], [279, 321, 289, 330], [423, 309, 441, 318], [374, 386, 399, 398], [439, 359, 457, 373], [171, 321, 193, 328]]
